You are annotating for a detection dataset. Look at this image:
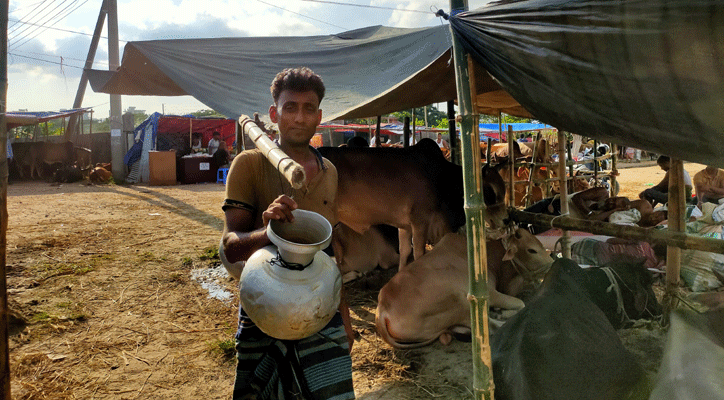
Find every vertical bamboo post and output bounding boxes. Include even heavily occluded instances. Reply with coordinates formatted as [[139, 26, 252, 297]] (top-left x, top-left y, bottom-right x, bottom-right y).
[[451, 0, 494, 395], [486, 137, 492, 166], [1, 2, 12, 397], [189, 118, 193, 148], [663, 158, 684, 323], [403, 116, 410, 148], [610, 144, 618, 196], [593, 140, 599, 186], [508, 126, 515, 207], [525, 132, 541, 208], [375, 116, 381, 147], [447, 101, 458, 165], [558, 131, 571, 258], [567, 139, 574, 193]]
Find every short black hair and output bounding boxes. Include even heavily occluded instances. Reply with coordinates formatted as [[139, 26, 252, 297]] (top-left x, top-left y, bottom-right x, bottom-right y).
[[270, 67, 325, 105], [657, 155, 670, 165], [212, 131, 220, 136]]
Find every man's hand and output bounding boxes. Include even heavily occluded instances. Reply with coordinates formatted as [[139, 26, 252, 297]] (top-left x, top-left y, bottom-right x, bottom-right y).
[[262, 195, 298, 226]]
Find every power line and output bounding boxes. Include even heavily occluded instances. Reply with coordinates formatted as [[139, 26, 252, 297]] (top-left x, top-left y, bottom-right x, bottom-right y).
[[254, 0, 346, 30], [8, 51, 85, 69], [299, 0, 430, 14], [9, 0, 74, 41], [11, 0, 92, 51], [8, 0, 55, 35], [7, 17, 122, 41], [12, 48, 109, 66], [8, 0, 50, 31]]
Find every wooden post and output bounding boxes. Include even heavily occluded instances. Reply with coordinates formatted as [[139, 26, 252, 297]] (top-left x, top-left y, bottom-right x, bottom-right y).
[[557, 131, 571, 258], [567, 139, 574, 193], [189, 118, 193, 148], [593, 140, 599, 186], [508, 126, 515, 207], [610, 144, 618, 196], [1, 1, 12, 397], [447, 101, 458, 165], [403, 116, 410, 148], [375, 116, 381, 147], [525, 131, 542, 208], [486, 137, 492, 166], [451, 0, 494, 395], [663, 158, 685, 323]]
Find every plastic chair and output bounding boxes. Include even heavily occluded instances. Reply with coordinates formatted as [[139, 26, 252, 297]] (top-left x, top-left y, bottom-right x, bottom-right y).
[[217, 167, 229, 184]]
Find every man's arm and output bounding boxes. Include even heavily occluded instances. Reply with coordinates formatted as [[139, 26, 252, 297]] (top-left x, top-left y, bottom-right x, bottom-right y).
[[649, 171, 669, 193], [221, 195, 298, 275]]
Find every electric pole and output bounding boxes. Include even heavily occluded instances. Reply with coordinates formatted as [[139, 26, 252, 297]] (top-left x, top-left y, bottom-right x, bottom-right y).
[[107, 0, 125, 181]]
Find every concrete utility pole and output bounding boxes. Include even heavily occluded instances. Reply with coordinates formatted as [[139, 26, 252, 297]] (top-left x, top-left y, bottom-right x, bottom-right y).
[[1, 2, 11, 398], [65, 0, 108, 139], [107, 0, 125, 181]]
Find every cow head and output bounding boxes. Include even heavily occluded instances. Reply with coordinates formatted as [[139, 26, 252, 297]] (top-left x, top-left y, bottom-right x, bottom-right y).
[[501, 228, 552, 282], [482, 164, 508, 229]]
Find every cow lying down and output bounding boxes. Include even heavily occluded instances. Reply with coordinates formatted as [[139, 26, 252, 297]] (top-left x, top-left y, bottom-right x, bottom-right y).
[[375, 228, 552, 348], [333, 223, 399, 283], [492, 258, 651, 400]]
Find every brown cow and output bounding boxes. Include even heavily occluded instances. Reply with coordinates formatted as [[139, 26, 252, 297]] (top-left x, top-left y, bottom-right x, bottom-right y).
[[89, 166, 112, 184], [27, 141, 75, 179], [375, 228, 552, 348], [318, 139, 508, 269], [333, 223, 399, 283]]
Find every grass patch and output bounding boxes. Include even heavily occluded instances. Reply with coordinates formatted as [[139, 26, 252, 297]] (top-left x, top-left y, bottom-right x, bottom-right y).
[[31, 311, 50, 322], [208, 338, 237, 362], [199, 246, 219, 261], [138, 251, 167, 262], [37, 262, 94, 281], [180, 256, 193, 267]]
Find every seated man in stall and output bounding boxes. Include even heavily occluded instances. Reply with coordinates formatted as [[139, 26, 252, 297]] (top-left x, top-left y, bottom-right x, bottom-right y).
[[638, 155, 692, 206], [212, 140, 232, 170], [693, 165, 724, 208]]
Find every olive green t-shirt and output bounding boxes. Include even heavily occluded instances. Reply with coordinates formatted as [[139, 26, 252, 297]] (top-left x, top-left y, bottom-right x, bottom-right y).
[[222, 148, 337, 228]]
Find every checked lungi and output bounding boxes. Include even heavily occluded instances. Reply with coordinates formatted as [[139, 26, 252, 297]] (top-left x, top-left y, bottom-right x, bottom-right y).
[[233, 310, 354, 400]]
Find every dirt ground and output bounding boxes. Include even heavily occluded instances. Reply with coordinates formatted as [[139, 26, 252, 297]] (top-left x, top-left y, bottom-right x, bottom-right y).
[[4, 161, 709, 399]]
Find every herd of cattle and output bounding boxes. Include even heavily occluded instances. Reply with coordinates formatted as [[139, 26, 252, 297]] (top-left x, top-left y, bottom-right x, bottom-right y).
[[318, 138, 721, 399], [10, 141, 113, 184]]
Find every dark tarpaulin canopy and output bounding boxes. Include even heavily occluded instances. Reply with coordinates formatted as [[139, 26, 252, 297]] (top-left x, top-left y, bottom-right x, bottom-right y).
[[450, 0, 724, 168], [86, 25, 533, 124]]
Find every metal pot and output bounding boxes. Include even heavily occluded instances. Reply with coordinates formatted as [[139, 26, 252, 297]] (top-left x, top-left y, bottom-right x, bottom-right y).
[[239, 209, 341, 340]]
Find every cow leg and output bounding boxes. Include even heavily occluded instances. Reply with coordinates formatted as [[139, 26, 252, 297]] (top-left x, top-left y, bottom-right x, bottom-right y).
[[398, 228, 412, 270], [488, 275, 525, 310], [411, 223, 426, 261]]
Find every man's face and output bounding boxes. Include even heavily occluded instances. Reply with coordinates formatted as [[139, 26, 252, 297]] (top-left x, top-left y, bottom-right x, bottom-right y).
[[659, 161, 670, 172], [269, 90, 322, 147]]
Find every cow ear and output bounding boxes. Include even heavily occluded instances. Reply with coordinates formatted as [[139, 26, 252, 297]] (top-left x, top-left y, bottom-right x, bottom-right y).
[[502, 243, 517, 261]]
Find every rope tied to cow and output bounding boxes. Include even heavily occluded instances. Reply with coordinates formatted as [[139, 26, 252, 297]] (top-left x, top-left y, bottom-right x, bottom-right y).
[[269, 251, 313, 271], [601, 266, 631, 327]]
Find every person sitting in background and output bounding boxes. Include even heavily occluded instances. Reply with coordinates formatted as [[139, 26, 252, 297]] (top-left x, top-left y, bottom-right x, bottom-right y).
[[207, 131, 222, 155], [694, 165, 724, 208], [638, 155, 692, 206], [212, 140, 231, 170], [435, 133, 449, 150], [191, 132, 203, 153]]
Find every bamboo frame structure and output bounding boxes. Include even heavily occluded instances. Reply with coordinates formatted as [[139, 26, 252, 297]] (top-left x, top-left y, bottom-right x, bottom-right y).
[[663, 159, 685, 323], [557, 131, 571, 258], [239, 115, 306, 189], [450, 0, 495, 394]]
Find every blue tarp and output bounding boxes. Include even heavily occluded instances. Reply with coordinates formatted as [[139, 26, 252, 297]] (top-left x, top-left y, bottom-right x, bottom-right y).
[[479, 123, 552, 132]]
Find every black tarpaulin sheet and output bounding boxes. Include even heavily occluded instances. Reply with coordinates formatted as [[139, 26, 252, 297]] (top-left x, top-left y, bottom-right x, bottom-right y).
[[450, 0, 724, 167]]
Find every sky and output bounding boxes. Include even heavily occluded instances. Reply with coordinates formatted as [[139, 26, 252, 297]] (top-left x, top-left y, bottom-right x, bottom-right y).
[[7, 0, 492, 119]]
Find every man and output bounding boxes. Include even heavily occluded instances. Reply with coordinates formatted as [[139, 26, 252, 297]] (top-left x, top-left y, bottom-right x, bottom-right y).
[[207, 131, 222, 155], [435, 132, 449, 150], [220, 67, 355, 399], [211, 140, 231, 170], [694, 165, 724, 207], [639, 155, 692, 206]]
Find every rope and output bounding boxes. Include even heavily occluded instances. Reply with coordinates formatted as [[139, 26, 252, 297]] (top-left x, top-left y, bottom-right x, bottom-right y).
[[269, 251, 313, 271], [550, 212, 569, 229]]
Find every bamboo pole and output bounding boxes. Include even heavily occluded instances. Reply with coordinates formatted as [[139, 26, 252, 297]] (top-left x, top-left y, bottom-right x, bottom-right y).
[[1, 2, 11, 397], [375, 116, 381, 147], [593, 140, 599, 186], [567, 139, 574, 193], [610, 144, 618, 196], [525, 132, 541, 208], [557, 131, 571, 258], [451, 0, 494, 393], [239, 115, 305, 189], [508, 126, 515, 207], [447, 101, 458, 165], [510, 210, 724, 254], [663, 158, 685, 323], [403, 116, 410, 148], [486, 137, 492, 167]]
